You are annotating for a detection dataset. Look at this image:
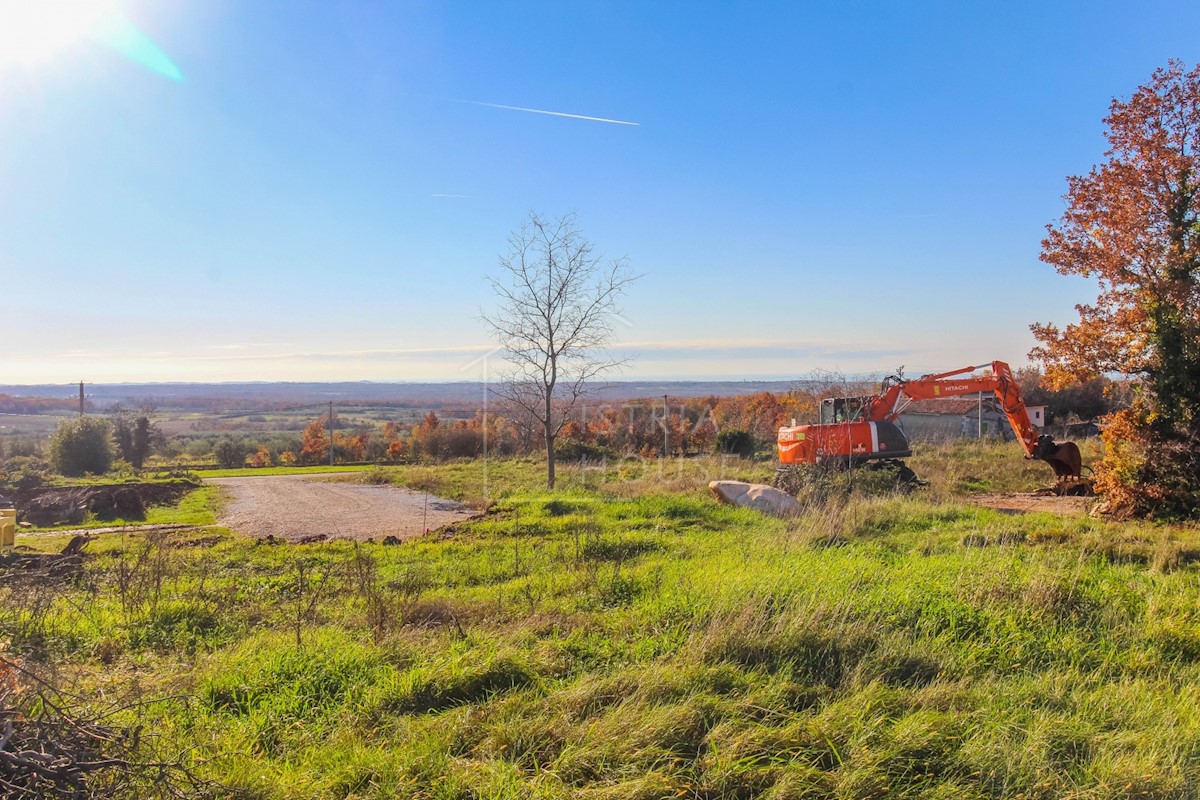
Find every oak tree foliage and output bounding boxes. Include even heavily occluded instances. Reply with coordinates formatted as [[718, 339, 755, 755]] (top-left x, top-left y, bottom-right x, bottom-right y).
[[1031, 61, 1200, 517]]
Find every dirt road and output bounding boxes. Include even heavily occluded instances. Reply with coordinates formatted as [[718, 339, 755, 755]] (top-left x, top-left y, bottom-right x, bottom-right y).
[[211, 474, 478, 542], [968, 492, 1093, 516]]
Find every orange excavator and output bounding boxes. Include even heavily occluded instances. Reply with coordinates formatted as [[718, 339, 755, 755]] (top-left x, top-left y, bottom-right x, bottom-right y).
[[776, 361, 1087, 492]]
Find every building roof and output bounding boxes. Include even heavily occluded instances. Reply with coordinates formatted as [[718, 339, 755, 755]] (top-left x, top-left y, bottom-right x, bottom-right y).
[[902, 397, 994, 416]]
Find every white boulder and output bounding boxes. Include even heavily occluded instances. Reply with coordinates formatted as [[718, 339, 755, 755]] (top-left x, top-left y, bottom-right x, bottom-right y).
[[709, 480, 802, 518]]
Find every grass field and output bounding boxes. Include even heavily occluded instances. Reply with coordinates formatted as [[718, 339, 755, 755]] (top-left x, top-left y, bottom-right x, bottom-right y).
[[4, 441, 1198, 799]]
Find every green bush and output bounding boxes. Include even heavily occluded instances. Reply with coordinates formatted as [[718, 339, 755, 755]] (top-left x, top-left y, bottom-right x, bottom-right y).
[[715, 429, 756, 458], [555, 438, 616, 461], [213, 437, 249, 469], [48, 416, 113, 477], [1, 455, 48, 490]]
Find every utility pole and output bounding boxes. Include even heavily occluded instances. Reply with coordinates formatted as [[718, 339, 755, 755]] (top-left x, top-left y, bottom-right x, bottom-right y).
[[482, 379, 488, 500], [328, 401, 335, 467], [662, 394, 669, 458], [977, 392, 983, 438], [78, 381, 85, 415]]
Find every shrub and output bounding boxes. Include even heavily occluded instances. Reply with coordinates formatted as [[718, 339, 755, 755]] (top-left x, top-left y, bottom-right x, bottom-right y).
[[213, 438, 249, 469], [443, 428, 483, 458], [1094, 406, 1200, 520], [555, 438, 616, 461], [715, 429, 756, 458], [5, 437, 40, 458], [2, 456, 48, 490], [48, 416, 113, 477]]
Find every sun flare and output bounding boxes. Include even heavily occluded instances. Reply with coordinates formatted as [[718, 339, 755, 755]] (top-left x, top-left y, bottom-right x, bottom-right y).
[[0, 0, 117, 68]]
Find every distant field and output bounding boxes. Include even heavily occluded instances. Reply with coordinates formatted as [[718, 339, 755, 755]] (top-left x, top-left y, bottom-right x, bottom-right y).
[[0, 412, 70, 435]]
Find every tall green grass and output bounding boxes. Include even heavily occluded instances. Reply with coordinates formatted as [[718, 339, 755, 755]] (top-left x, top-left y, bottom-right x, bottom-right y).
[[3, 445, 1197, 798]]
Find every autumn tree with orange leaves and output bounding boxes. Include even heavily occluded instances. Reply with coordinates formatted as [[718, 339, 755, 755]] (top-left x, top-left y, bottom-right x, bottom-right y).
[[299, 419, 328, 465], [1031, 61, 1200, 518]]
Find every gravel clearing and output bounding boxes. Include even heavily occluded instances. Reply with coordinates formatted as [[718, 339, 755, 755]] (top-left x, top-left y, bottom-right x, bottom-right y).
[[211, 474, 479, 542]]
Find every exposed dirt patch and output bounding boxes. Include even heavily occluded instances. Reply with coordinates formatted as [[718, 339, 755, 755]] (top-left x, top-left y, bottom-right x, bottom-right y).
[[968, 492, 1094, 516], [210, 474, 479, 542]]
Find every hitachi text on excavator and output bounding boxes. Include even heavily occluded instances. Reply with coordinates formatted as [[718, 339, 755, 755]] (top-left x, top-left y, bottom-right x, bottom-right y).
[[775, 361, 1088, 494]]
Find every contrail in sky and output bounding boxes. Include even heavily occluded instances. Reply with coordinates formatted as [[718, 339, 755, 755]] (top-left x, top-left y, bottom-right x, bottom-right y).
[[448, 98, 639, 126]]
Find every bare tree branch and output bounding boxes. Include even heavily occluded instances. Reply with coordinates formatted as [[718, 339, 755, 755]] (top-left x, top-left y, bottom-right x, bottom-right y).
[[0, 655, 221, 798], [482, 212, 638, 489]]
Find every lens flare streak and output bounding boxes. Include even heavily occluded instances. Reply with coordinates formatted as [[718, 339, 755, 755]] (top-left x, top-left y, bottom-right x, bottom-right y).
[[0, 0, 182, 81]]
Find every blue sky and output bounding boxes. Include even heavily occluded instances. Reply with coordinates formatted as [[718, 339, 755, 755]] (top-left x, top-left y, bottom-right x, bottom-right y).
[[1, 1, 1196, 384]]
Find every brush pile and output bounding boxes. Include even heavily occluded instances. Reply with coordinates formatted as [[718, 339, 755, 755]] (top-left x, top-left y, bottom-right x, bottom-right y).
[[0, 657, 215, 799]]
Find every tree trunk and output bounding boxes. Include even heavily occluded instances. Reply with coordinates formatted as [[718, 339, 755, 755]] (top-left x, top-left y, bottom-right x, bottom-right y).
[[544, 422, 556, 490]]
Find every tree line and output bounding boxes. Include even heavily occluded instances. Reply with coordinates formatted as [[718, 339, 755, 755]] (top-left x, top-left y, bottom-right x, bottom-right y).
[[0, 372, 1124, 482]]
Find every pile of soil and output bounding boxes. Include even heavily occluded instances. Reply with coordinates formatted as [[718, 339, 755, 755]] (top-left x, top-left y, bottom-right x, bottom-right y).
[[9, 480, 200, 527]]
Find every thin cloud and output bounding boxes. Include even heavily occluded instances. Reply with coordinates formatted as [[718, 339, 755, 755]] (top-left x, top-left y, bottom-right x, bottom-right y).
[[447, 97, 639, 127], [430, 193, 470, 198], [183, 344, 497, 363], [46, 344, 496, 366], [615, 337, 905, 355], [207, 342, 292, 351]]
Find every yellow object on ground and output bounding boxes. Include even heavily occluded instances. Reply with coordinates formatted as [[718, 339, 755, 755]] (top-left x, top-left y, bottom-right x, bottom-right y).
[[0, 508, 15, 550]]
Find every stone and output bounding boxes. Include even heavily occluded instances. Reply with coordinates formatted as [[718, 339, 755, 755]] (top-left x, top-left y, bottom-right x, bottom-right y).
[[709, 480, 802, 518]]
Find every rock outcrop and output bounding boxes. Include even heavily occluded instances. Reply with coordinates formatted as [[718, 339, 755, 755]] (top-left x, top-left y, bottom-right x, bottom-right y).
[[709, 480, 802, 518]]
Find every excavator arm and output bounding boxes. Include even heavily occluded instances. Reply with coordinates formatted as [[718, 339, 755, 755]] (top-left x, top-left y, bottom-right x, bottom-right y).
[[776, 359, 1086, 491], [867, 361, 1082, 481]]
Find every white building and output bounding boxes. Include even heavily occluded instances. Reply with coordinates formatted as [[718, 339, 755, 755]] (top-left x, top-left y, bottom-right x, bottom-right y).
[[899, 397, 1046, 442]]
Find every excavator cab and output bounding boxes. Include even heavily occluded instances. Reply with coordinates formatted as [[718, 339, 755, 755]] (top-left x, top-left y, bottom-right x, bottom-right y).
[[819, 396, 872, 424]]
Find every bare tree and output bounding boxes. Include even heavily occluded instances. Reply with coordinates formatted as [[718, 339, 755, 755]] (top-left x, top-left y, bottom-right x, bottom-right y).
[[483, 212, 636, 489]]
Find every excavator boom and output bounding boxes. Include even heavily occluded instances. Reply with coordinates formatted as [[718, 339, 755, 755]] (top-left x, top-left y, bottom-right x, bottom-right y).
[[777, 360, 1086, 490], [875, 362, 1040, 456]]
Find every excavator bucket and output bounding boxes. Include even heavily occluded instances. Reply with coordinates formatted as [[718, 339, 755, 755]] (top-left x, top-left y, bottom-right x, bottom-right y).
[[1032, 436, 1091, 495]]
